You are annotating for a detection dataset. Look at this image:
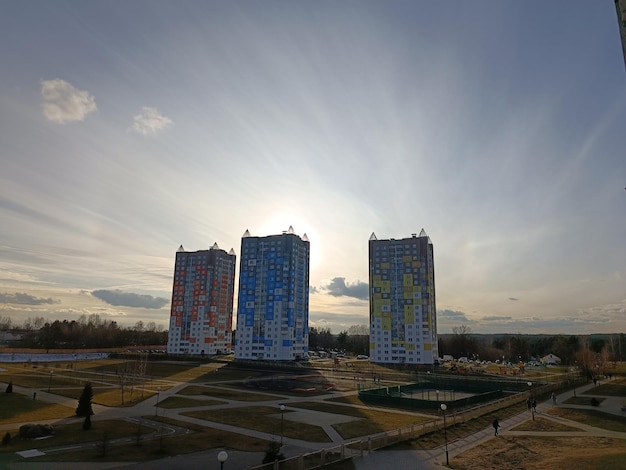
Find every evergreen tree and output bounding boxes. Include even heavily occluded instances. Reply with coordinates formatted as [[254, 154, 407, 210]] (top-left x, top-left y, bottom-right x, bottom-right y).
[[5, 381, 12, 393], [76, 382, 94, 417], [262, 441, 285, 464]]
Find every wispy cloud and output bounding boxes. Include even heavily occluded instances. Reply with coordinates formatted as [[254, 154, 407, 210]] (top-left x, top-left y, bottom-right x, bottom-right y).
[[131, 107, 173, 135], [91, 289, 169, 309], [41, 79, 97, 123], [321, 277, 368, 301], [0, 292, 59, 305]]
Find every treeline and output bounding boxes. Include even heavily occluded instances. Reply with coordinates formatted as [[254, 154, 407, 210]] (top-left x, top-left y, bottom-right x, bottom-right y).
[[308, 325, 369, 355], [4, 314, 167, 349], [438, 325, 625, 372]]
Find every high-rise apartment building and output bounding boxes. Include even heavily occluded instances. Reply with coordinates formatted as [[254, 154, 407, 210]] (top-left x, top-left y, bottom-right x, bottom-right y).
[[616, 0, 626, 69], [368, 230, 438, 365], [235, 227, 310, 361], [167, 243, 236, 356]]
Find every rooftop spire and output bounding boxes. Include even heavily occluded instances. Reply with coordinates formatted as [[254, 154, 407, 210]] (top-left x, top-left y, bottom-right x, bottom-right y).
[[177, 245, 185, 252], [242, 229, 251, 238], [369, 232, 377, 241]]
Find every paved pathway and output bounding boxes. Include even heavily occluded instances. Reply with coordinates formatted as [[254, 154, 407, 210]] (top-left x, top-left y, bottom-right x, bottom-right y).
[[2, 368, 625, 469], [352, 381, 626, 469]]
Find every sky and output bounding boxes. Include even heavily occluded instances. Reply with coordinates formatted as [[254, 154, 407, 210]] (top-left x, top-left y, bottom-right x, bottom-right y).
[[1, 1, 625, 336]]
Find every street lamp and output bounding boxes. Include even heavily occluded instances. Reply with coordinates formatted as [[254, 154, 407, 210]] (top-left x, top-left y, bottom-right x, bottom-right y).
[[48, 370, 54, 393], [440, 403, 449, 466], [217, 450, 228, 470], [280, 404, 286, 445], [155, 386, 161, 416]]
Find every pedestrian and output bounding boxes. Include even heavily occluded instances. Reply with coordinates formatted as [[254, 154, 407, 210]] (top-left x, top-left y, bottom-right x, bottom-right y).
[[531, 398, 537, 412], [526, 397, 531, 410], [492, 418, 500, 436], [551, 392, 556, 404]]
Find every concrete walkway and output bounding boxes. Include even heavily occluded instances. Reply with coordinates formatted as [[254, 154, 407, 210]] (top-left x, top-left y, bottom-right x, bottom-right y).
[[2, 371, 625, 469], [353, 380, 626, 469]]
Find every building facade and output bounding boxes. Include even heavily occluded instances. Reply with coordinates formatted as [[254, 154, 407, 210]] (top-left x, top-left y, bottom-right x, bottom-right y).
[[235, 227, 310, 361], [368, 230, 438, 365], [167, 243, 236, 356]]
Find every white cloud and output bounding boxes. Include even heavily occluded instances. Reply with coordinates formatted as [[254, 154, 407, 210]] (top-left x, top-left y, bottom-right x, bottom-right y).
[[131, 107, 173, 135], [41, 79, 97, 123]]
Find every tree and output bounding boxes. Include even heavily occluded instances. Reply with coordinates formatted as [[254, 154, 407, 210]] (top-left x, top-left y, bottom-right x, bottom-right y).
[[262, 441, 285, 464], [76, 383, 93, 417], [448, 325, 477, 359], [5, 382, 12, 393]]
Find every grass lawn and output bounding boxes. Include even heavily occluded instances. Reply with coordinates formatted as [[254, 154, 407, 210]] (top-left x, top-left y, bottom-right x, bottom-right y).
[[510, 416, 581, 432], [0, 419, 153, 454], [289, 400, 433, 439], [183, 405, 332, 442], [562, 396, 606, 406], [27, 416, 270, 463], [190, 365, 264, 382], [157, 395, 226, 408], [0, 393, 74, 425], [580, 380, 626, 398], [177, 384, 280, 401], [450, 436, 626, 470], [547, 407, 626, 433], [387, 402, 529, 450]]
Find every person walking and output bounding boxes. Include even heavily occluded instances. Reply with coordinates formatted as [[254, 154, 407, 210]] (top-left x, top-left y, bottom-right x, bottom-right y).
[[551, 392, 556, 405], [492, 418, 500, 436]]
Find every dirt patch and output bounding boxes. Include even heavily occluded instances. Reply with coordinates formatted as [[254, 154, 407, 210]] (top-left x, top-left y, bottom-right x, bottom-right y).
[[451, 436, 626, 470]]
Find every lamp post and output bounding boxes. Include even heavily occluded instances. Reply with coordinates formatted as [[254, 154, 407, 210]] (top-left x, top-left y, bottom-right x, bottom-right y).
[[217, 450, 228, 470], [47, 370, 54, 393], [280, 404, 286, 445], [155, 386, 161, 416], [440, 403, 449, 466]]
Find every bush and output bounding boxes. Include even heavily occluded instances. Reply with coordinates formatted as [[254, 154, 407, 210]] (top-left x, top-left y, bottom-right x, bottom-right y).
[[590, 397, 600, 406], [2, 432, 11, 446], [19, 424, 54, 439]]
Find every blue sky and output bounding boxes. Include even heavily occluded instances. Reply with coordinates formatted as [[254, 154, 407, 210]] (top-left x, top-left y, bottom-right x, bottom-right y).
[[1, 1, 625, 335]]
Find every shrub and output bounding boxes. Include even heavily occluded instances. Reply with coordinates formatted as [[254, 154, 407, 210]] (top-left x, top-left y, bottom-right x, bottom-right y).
[[2, 432, 11, 446], [590, 397, 600, 406]]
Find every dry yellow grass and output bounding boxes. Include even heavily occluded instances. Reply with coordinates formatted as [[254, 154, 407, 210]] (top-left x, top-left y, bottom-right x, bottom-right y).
[[451, 436, 626, 470]]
